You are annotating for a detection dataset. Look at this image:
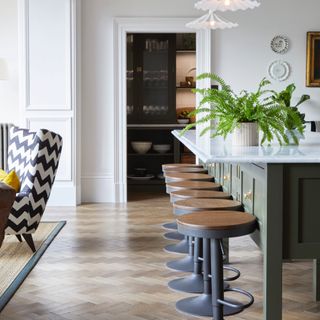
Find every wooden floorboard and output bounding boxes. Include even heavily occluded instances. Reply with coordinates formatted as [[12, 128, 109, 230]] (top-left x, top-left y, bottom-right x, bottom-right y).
[[1, 193, 320, 319]]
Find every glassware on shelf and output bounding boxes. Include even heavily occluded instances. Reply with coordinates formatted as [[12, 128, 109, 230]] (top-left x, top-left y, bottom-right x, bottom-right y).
[[126, 34, 133, 44], [160, 105, 168, 115], [145, 39, 169, 52], [126, 70, 134, 81], [127, 105, 134, 115], [142, 105, 168, 116], [143, 70, 168, 88]]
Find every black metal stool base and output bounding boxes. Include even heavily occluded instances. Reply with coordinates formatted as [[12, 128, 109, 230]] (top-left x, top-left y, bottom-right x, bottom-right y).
[[163, 232, 184, 241], [168, 274, 230, 294], [162, 222, 177, 230], [176, 294, 242, 317], [164, 239, 188, 254], [168, 274, 203, 293], [166, 255, 194, 272]]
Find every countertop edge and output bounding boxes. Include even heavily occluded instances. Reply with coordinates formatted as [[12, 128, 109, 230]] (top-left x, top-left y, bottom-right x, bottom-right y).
[[172, 130, 320, 164]]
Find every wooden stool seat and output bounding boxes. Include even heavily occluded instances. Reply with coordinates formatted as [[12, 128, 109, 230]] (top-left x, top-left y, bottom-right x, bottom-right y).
[[177, 211, 256, 233], [164, 167, 208, 174], [171, 189, 231, 201], [166, 181, 221, 194], [174, 199, 242, 212], [162, 163, 203, 171], [165, 172, 213, 182]]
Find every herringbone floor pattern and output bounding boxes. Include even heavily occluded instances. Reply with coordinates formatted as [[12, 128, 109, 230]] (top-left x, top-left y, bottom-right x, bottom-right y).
[[1, 193, 320, 319]]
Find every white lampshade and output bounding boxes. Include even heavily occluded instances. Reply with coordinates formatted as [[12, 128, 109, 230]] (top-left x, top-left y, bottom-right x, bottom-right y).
[[195, 0, 261, 12], [186, 11, 238, 30], [0, 58, 9, 80]]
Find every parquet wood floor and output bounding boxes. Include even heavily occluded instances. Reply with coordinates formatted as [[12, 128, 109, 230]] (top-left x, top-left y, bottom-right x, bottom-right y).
[[1, 193, 320, 320]]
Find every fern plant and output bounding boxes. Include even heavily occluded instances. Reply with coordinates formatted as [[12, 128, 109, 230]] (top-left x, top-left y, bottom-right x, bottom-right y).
[[182, 73, 306, 145], [270, 83, 310, 130]]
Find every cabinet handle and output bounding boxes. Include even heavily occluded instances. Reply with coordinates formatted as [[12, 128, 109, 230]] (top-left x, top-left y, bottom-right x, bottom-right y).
[[244, 191, 253, 201]]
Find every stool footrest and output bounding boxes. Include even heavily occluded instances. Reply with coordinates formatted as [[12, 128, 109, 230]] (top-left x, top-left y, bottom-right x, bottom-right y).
[[208, 265, 241, 282], [222, 265, 241, 282], [218, 287, 254, 310]]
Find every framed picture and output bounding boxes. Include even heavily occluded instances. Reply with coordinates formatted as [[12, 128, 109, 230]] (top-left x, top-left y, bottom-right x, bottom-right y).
[[306, 32, 320, 87]]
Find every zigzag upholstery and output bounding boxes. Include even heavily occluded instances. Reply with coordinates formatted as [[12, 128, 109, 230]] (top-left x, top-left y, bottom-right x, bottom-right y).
[[5, 126, 63, 235]]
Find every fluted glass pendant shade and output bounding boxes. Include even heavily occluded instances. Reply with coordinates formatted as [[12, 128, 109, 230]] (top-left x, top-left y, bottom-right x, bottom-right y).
[[195, 0, 260, 12], [186, 10, 238, 30]]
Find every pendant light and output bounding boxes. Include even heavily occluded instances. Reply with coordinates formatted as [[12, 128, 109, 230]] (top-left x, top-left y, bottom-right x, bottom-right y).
[[195, 0, 260, 12], [186, 10, 238, 30]]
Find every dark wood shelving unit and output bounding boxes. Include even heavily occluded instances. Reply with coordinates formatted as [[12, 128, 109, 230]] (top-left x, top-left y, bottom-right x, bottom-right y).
[[127, 179, 165, 185], [126, 33, 196, 193], [176, 50, 196, 53], [128, 153, 174, 157]]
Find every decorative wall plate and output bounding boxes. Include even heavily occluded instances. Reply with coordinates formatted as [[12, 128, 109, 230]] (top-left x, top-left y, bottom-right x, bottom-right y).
[[268, 60, 290, 81], [271, 35, 289, 54]]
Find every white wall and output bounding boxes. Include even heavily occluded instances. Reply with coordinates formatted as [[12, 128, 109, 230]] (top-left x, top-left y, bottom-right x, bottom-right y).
[[81, 0, 199, 202], [0, 0, 19, 124], [212, 0, 320, 120], [19, 0, 79, 206]]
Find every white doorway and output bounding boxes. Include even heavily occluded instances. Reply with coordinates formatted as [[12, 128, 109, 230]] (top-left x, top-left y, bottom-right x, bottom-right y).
[[113, 18, 212, 202]]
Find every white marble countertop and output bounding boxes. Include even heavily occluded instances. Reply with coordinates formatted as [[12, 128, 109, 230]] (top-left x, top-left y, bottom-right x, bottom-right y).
[[172, 130, 320, 164]]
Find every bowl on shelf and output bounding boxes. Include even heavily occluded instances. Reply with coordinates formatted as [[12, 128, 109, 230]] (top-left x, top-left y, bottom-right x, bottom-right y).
[[131, 141, 152, 154], [134, 168, 148, 177], [177, 118, 190, 124], [153, 144, 171, 154]]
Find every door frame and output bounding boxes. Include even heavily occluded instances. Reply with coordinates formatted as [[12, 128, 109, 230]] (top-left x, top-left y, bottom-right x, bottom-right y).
[[113, 17, 212, 202]]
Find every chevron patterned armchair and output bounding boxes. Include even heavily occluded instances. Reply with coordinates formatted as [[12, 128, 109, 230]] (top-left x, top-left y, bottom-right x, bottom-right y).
[[5, 126, 63, 252]]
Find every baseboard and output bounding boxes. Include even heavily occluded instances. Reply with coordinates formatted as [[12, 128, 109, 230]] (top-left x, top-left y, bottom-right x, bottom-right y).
[[81, 175, 115, 203], [48, 182, 77, 206]]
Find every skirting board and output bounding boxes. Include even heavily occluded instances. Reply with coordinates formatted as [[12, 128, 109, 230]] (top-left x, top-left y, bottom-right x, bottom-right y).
[[81, 175, 115, 203], [47, 183, 77, 206]]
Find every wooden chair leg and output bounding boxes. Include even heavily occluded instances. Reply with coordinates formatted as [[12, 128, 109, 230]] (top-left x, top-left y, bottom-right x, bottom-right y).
[[16, 235, 23, 242], [22, 234, 36, 253]]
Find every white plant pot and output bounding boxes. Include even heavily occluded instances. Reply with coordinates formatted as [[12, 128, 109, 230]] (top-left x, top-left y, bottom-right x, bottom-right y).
[[232, 122, 259, 146]]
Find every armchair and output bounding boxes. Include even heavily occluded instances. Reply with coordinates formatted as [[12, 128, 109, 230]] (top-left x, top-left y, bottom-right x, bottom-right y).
[[5, 126, 63, 252]]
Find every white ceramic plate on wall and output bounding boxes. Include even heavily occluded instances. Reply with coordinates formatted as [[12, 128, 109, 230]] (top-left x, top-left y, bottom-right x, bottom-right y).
[[268, 60, 290, 81]]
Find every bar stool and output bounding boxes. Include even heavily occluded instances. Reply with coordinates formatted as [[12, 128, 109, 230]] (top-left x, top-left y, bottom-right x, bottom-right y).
[[173, 198, 242, 215], [165, 199, 242, 272], [166, 181, 221, 194], [170, 189, 231, 203], [164, 174, 214, 238], [162, 163, 203, 172], [163, 181, 224, 248], [164, 189, 231, 241], [164, 166, 208, 174], [162, 165, 207, 231], [175, 211, 257, 319], [163, 180, 221, 232], [165, 172, 213, 183], [167, 198, 242, 254]]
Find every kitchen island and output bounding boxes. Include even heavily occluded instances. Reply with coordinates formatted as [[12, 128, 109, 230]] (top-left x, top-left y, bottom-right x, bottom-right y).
[[172, 130, 320, 320]]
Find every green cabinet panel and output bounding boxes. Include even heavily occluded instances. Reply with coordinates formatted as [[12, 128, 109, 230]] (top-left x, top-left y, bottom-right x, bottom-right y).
[[283, 164, 320, 259]]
